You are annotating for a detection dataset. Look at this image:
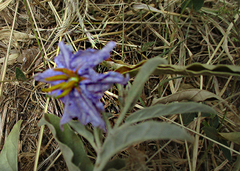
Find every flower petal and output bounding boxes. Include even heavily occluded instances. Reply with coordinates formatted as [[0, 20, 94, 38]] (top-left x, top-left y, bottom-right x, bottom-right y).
[[34, 69, 65, 85], [55, 41, 74, 68], [35, 41, 129, 132], [80, 70, 129, 98], [59, 89, 106, 131], [71, 41, 116, 74]]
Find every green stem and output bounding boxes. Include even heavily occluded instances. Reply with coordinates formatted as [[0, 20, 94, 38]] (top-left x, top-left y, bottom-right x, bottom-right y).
[[102, 112, 112, 132], [93, 127, 101, 150]]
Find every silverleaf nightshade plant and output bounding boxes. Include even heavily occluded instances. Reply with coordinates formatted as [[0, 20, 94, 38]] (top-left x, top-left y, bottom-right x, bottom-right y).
[[34, 41, 129, 131]]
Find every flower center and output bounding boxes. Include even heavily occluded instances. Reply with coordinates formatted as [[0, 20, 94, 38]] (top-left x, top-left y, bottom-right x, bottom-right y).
[[42, 68, 85, 98]]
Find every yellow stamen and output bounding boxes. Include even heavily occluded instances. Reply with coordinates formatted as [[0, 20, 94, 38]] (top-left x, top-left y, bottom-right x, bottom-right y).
[[56, 88, 72, 98], [42, 82, 65, 92], [61, 80, 76, 90], [45, 75, 69, 81], [54, 68, 75, 77], [43, 70, 87, 98], [79, 77, 86, 81]]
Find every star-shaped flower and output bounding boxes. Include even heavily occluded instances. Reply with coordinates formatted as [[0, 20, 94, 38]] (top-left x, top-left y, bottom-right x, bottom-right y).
[[35, 41, 129, 131]]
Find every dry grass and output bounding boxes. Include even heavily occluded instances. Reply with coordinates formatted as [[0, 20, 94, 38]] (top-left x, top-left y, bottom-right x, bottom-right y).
[[0, 0, 240, 170]]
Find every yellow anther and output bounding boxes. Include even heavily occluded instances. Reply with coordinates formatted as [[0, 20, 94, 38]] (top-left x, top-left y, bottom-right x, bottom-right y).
[[61, 80, 76, 90], [42, 82, 65, 92], [56, 88, 72, 98], [54, 68, 75, 77], [43, 70, 86, 98], [45, 75, 69, 81]]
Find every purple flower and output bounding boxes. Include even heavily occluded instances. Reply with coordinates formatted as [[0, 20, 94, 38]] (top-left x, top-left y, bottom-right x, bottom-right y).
[[35, 41, 129, 131]]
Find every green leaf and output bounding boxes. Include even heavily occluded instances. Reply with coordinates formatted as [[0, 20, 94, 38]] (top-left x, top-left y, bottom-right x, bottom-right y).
[[209, 115, 220, 128], [103, 159, 126, 171], [182, 112, 197, 125], [95, 121, 193, 171], [152, 89, 224, 105], [15, 67, 27, 81], [233, 155, 240, 171], [192, 0, 204, 11], [114, 57, 167, 127], [125, 102, 216, 124], [202, 127, 232, 161], [181, 0, 204, 11], [141, 41, 154, 51], [121, 58, 167, 112], [112, 62, 240, 78], [125, 57, 167, 109], [219, 132, 240, 145], [0, 120, 22, 171], [181, 0, 191, 10], [68, 120, 95, 149], [38, 114, 93, 171]]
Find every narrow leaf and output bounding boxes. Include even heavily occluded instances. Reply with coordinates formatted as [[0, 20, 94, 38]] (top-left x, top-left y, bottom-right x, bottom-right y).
[[181, 0, 204, 11], [103, 159, 126, 171], [114, 57, 167, 127], [233, 155, 240, 171], [203, 127, 232, 161], [96, 121, 193, 171], [112, 61, 240, 78], [15, 67, 27, 81], [192, 0, 204, 11], [181, 0, 192, 10], [68, 120, 95, 148], [38, 114, 93, 171], [0, 120, 22, 171], [219, 132, 240, 145], [182, 112, 197, 125], [123, 58, 167, 111], [152, 89, 223, 105], [126, 102, 216, 124]]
